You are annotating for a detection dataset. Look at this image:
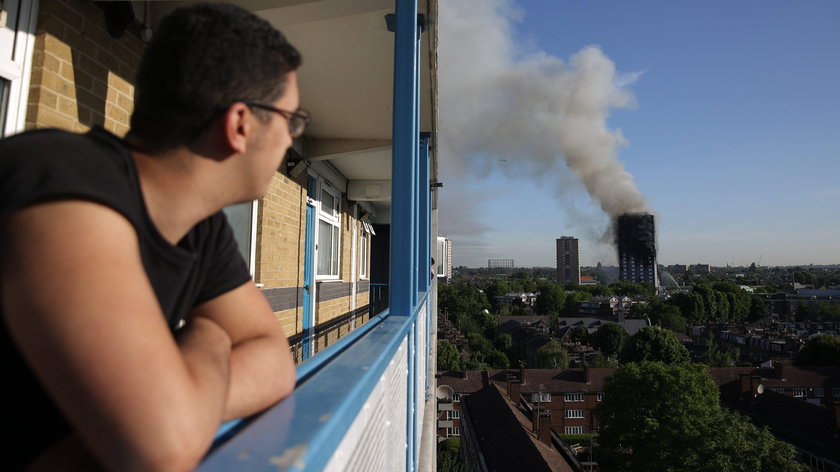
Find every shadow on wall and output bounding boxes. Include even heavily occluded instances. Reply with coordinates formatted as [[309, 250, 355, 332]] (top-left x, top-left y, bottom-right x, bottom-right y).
[[28, 0, 143, 134]]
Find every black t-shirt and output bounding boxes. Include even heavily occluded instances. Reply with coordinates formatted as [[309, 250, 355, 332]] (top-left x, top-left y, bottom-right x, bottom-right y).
[[0, 127, 252, 469]]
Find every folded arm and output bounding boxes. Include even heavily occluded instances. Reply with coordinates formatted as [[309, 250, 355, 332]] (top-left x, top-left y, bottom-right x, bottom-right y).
[[1, 201, 245, 471]]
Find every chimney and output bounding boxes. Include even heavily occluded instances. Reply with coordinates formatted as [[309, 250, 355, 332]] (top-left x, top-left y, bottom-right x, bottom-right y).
[[508, 378, 522, 405], [772, 361, 785, 380], [739, 373, 751, 396], [538, 411, 552, 444]]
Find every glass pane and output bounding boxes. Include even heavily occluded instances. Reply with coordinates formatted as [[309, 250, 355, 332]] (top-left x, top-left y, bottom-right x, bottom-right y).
[[321, 190, 336, 217], [0, 78, 10, 138], [222, 201, 254, 267], [330, 224, 339, 274], [318, 219, 333, 275]]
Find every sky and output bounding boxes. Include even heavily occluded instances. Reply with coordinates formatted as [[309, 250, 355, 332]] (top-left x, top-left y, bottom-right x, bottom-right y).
[[437, 0, 840, 268]]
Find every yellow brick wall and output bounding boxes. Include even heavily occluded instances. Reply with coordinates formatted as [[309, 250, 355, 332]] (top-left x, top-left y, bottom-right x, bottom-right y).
[[256, 170, 307, 334], [26, 0, 143, 135]]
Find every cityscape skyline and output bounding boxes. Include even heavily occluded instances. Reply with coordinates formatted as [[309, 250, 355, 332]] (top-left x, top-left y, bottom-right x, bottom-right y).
[[437, 0, 840, 268]]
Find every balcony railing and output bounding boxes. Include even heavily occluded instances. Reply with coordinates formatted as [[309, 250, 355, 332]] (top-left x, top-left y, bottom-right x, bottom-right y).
[[199, 289, 434, 471]]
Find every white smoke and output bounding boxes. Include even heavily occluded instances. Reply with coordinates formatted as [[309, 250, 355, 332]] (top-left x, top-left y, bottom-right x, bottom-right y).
[[439, 0, 648, 254]]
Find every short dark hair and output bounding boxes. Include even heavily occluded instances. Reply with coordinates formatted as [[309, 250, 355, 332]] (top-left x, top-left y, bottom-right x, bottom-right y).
[[129, 3, 301, 151]]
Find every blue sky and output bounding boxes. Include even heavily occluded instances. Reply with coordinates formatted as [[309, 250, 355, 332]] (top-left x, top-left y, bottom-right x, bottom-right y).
[[437, 0, 840, 268]]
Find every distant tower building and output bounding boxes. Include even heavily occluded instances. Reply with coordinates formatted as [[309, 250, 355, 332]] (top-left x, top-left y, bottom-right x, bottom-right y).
[[617, 213, 659, 286], [556, 237, 580, 284], [488, 259, 514, 274], [436, 237, 453, 282]]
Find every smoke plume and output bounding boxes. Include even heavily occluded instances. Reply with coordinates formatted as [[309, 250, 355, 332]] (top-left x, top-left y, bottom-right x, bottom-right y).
[[439, 0, 649, 247]]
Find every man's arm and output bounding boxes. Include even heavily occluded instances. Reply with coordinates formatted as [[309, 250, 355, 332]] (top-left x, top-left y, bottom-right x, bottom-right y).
[[188, 280, 296, 421], [2, 201, 232, 471]]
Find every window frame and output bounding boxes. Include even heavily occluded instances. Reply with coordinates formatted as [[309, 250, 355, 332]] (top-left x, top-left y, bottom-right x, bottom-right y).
[[564, 426, 584, 435], [564, 409, 584, 419], [358, 228, 368, 279], [0, 0, 38, 137], [314, 178, 342, 280], [564, 392, 584, 402], [792, 388, 807, 399], [532, 392, 552, 403]]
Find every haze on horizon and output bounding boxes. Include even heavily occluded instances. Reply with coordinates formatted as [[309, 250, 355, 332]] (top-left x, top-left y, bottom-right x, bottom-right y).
[[437, 0, 840, 269]]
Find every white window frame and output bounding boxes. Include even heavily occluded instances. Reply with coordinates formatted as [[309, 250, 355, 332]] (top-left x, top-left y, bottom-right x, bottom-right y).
[[223, 200, 258, 277], [832, 387, 840, 398], [532, 392, 551, 403], [449, 409, 460, 419], [453, 393, 461, 403], [358, 228, 368, 279], [564, 393, 584, 402], [565, 409, 584, 419], [564, 426, 584, 435], [597, 392, 605, 402], [792, 388, 806, 399], [0, 0, 39, 137], [314, 177, 341, 279], [814, 388, 824, 398], [452, 427, 460, 437]]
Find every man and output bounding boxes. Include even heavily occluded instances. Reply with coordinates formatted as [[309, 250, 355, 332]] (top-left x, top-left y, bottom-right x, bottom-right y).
[[0, 4, 303, 470]]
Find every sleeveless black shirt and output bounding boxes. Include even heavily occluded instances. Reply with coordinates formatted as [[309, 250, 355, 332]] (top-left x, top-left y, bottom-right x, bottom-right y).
[[0, 127, 251, 469]]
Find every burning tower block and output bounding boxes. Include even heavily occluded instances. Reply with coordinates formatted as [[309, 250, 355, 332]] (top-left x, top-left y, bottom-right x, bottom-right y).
[[617, 213, 658, 287]]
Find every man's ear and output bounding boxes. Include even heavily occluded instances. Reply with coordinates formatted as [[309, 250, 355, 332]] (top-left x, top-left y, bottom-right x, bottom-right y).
[[222, 102, 252, 154]]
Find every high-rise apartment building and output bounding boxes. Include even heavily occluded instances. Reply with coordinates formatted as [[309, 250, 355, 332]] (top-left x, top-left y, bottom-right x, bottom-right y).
[[617, 213, 659, 286], [556, 237, 580, 284]]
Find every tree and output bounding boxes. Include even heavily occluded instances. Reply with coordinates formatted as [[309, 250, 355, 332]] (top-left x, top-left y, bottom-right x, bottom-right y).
[[535, 282, 565, 316], [645, 299, 687, 333], [437, 340, 461, 371], [591, 323, 626, 358], [795, 334, 840, 366], [437, 438, 467, 472], [571, 325, 590, 345], [535, 340, 568, 368], [596, 362, 804, 472], [620, 326, 690, 364], [748, 296, 769, 321]]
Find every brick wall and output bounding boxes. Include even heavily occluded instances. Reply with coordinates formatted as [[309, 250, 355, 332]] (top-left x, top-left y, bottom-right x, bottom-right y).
[[26, 0, 143, 134], [256, 170, 308, 335]]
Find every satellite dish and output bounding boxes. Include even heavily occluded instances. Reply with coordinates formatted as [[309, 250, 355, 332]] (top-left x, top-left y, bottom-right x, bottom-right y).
[[757, 384, 765, 395]]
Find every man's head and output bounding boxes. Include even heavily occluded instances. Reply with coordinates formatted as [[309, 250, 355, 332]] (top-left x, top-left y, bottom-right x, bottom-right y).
[[129, 3, 301, 152]]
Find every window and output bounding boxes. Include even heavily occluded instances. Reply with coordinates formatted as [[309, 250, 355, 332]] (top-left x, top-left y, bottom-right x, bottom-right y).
[[596, 392, 604, 402], [453, 393, 461, 403], [448, 410, 460, 420], [316, 181, 341, 278], [815, 388, 824, 398], [832, 388, 840, 398], [223, 201, 258, 274], [564, 426, 583, 435], [532, 392, 551, 403], [772, 388, 784, 394], [564, 393, 584, 402], [452, 427, 460, 437], [793, 388, 806, 399], [565, 409, 584, 419], [0, 0, 38, 137], [358, 230, 368, 279]]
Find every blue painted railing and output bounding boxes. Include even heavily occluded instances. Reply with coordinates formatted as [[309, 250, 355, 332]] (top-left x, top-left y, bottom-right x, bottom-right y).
[[200, 292, 431, 471]]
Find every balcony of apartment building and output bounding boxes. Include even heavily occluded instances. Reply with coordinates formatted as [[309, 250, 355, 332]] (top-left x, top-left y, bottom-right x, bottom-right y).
[[200, 1, 440, 469], [4, 0, 439, 469]]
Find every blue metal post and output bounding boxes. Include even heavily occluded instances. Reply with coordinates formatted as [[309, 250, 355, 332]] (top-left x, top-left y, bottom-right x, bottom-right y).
[[389, 0, 419, 318], [418, 134, 430, 294]]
